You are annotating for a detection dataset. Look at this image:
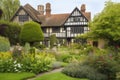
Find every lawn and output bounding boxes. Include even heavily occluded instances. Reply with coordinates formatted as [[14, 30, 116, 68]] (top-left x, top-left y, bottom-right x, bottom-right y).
[[35, 72, 89, 80], [0, 72, 35, 80]]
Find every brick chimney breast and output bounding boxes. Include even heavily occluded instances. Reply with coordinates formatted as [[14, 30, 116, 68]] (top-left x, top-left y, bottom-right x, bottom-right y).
[[81, 4, 86, 13], [38, 5, 44, 15], [45, 3, 51, 17]]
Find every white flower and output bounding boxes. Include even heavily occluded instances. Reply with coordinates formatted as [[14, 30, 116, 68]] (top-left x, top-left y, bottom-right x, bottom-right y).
[[17, 63, 21, 68], [14, 60, 17, 64]]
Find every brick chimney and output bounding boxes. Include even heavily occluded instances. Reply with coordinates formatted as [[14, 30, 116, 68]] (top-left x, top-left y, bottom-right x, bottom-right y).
[[81, 4, 86, 13], [38, 5, 44, 15], [45, 3, 51, 17]]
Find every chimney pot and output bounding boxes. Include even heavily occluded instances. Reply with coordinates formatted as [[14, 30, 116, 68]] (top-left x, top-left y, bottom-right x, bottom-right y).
[[81, 4, 86, 12], [45, 3, 51, 17], [38, 5, 44, 15]]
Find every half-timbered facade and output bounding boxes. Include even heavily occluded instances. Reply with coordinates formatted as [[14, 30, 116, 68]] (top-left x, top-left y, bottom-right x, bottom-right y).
[[11, 3, 91, 45]]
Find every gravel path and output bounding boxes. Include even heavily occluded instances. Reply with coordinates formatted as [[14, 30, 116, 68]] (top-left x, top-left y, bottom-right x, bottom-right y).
[[27, 68, 64, 80]]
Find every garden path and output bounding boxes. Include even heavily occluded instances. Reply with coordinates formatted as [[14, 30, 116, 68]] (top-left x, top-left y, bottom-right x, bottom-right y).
[[27, 68, 64, 80]]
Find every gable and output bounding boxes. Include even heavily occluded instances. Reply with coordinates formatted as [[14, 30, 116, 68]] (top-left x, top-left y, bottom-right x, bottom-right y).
[[64, 7, 88, 26], [11, 4, 40, 23], [11, 6, 33, 22], [17, 9, 27, 15]]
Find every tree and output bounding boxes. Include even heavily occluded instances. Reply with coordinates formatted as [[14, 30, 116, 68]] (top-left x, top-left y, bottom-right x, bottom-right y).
[[90, 1, 120, 46], [0, 0, 20, 21], [20, 21, 44, 45], [0, 21, 21, 45]]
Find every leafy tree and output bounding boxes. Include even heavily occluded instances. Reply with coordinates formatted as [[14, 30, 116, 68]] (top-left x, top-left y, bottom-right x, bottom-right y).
[[0, 21, 21, 45], [90, 1, 120, 46], [0, 0, 20, 21], [20, 21, 44, 45]]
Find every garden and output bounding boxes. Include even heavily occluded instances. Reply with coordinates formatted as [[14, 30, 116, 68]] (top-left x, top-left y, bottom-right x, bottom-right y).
[[0, 1, 120, 80]]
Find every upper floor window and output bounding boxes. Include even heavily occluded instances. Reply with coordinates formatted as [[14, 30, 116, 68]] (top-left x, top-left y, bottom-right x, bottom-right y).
[[42, 28, 46, 33], [52, 28, 60, 33], [71, 27, 84, 33], [74, 17, 80, 22], [19, 15, 28, 22]]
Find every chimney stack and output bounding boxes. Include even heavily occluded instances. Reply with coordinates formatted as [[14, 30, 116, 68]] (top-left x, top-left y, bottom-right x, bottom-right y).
[[45, 3, 51, 17], [38, 5, 44, 15], [81, 4, 86, 13]]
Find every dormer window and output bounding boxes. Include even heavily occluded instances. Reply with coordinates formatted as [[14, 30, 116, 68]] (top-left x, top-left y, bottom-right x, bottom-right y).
[[19, 15, 28, 22]]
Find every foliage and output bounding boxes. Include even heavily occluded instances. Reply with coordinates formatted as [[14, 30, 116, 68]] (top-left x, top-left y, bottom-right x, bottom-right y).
[[0, 52, 22, 72], [21, 53, 56, 74], [0, 51, 56, 74], [33, 42, 46, 50], [0, 72, 35, 80], [62, 63, 107, 80], [51, 61, 68, 69], [0, 21, 21, 45], [50, 34, 57, 48], [24, 42, 31, 54], [90, 1, 120, 46], [62, 53, 120, 80], [0, 36, 10, 52], [0, 0, 20, 21], [20, 21, 44, 44], [0, 9, 3, 19], [84, 55, 120, 80], [35, 72, 89, 80], [12, 43, 22, 59]]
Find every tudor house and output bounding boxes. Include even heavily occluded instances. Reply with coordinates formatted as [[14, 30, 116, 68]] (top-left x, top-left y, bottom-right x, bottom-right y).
[[11, 3, 91, 45]]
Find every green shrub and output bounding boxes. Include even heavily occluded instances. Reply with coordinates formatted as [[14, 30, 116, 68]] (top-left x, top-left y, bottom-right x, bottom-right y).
[[84, 55, 120, 80], [0, 36, 10, 52], [62, 63, 107, 80], [0, 21, 21, 45], [21, 53, 56, 74], [0, 51, 56, 74], [51, 61, 68, 69], [12, 43, 23, 59], [62, 54, 120, 80], [0, 52, 22, 72], [20, 21, 44, 44], [33, 42, 46, 50], [24, 42, 31, 54], [50, 34, 57, 48]]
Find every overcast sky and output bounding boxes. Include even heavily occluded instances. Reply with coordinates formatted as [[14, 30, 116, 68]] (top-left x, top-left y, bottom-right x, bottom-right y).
[[20, 0, 120, 19]]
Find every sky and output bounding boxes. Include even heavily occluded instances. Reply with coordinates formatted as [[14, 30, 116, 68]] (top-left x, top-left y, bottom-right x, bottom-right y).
[[20, 0, 120, 19]]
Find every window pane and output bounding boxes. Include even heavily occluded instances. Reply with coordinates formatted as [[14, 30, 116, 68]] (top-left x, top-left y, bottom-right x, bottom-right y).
[[52, 28, 60, 33], [19, 15, 28, 22]]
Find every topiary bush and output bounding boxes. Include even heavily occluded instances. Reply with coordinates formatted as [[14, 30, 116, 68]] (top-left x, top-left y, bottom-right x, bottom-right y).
[[0, 36, 10, 52], [50, 34, 57, 48], [20, 21, 44, 45]]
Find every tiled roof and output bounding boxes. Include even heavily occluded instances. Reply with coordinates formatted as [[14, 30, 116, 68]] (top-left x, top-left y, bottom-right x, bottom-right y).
[[38, 13, 70, 27], [23, 4, 40, 22], [11, 4, 91, 26], [82, 12, 91, 21]]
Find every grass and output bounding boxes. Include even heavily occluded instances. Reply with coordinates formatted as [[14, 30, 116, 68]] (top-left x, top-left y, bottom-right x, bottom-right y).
[[35, 72, 89, 80], [0, 72, 35, 80]]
